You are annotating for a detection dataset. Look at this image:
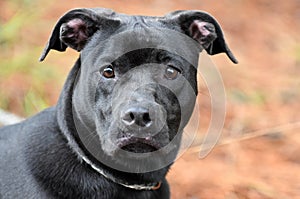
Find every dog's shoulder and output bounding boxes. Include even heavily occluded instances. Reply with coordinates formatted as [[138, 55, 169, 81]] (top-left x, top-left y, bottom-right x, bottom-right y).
[[0, 106, 58, 150], [0, 107, 59, 198]]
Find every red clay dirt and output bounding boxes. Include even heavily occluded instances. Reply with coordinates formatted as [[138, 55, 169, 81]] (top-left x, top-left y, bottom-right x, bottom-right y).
[[1, 0, 300, 198]]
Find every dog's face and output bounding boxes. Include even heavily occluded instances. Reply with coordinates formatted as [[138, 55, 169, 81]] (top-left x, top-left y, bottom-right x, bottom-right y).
[[40, 8, 237, 172]]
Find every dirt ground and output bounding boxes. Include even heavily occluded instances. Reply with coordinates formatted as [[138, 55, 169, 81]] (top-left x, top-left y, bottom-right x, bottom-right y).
[[1, 0, 300, 198]]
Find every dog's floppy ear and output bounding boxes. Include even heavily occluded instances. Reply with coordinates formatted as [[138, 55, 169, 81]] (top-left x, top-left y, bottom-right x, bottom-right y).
[[166, 10, 238, 64], [39, 8, 119, 61]]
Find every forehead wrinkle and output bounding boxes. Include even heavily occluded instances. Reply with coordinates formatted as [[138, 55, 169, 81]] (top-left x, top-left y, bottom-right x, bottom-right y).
[[88, 22, 201, 71]]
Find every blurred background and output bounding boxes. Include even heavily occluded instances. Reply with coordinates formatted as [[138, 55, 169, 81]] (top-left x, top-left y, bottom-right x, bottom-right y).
[[0, 0, 299, 198]]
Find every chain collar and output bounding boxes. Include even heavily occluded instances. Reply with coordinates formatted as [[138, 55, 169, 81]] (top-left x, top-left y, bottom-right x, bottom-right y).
[[81, 156, 162, 191]]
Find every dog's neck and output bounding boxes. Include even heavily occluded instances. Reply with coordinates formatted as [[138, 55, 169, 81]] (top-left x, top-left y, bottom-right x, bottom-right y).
[[79, 154, 162, 191], [55, 58, 168, 191]]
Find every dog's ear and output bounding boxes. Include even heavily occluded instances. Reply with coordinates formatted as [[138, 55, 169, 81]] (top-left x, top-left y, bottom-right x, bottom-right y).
[[39, 8, 119, 61], [166, 10, 238, 64]]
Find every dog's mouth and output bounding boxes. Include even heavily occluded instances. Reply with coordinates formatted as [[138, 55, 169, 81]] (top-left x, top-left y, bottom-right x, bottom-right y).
[[121, 142, 157, 153], [117, 137, 161, 154]]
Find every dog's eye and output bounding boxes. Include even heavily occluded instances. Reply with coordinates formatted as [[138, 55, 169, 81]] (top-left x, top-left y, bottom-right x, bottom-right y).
[[102, 65, 115, 78], [165, 65, 180, 80]]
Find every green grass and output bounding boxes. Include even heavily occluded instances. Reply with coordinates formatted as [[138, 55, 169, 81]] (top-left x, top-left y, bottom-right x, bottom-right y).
[[0, 0, 60, 116], [228, 89, 267, 105]]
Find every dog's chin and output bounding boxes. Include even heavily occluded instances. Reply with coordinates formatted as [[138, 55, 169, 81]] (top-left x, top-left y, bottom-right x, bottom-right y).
[[99, 137, 178, 172]]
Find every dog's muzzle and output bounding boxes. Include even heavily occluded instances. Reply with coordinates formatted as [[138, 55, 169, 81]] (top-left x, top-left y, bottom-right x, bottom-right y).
[[117, 102, 167, 153]]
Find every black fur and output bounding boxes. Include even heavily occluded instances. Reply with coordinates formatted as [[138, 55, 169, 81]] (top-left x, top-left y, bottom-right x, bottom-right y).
[[0, 8, 237, 199]]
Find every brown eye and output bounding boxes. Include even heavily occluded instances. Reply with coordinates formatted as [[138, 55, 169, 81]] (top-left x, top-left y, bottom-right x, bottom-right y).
[[165, 65, 180, 80], [102, 65, 115, 78]]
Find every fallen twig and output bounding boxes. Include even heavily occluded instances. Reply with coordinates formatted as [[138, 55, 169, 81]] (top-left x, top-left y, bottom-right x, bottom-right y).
[[188, 121, 300, 154]]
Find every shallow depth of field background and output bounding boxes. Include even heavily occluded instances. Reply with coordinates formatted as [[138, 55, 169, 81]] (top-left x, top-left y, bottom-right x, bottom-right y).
[[0, 0, 300, 198]]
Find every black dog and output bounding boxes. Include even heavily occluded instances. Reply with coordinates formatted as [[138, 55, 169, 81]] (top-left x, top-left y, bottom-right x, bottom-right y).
[[0, 8, 237, 199]]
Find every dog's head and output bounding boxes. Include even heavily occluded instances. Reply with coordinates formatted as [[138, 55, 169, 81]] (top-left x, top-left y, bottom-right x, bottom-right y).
[[40, 8, 237, 173]]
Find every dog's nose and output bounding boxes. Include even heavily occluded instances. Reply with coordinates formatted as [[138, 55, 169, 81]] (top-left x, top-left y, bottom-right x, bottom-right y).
[[122, 107, 152, 127]]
